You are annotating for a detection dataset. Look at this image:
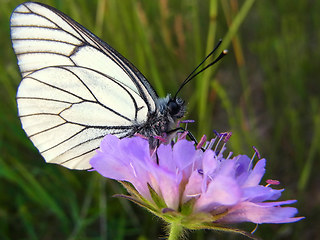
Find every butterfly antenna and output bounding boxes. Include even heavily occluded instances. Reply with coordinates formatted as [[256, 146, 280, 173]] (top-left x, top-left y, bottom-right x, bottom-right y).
[[173, 39, 228, 99]]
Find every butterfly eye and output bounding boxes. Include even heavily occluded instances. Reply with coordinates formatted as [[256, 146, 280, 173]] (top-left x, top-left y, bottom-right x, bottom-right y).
[[167, 100, 180, 116]]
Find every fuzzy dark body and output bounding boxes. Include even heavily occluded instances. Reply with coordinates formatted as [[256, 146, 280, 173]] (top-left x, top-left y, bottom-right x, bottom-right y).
[[131, 96, 186, 148]]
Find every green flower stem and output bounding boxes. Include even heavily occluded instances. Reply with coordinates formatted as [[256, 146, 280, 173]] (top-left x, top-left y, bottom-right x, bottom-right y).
[[168, 222, 183, 240]]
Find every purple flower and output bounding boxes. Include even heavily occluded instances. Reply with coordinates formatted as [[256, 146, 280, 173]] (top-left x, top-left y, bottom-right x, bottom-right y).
[[90, 133, 304, 238]]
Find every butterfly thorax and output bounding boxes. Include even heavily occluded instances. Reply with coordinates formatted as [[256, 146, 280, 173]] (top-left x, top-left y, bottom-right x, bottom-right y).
[[135, 95, 185, 148]]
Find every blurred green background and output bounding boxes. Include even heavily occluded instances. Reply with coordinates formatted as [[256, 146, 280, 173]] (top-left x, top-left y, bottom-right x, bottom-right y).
[[0, 0, 319, 239]]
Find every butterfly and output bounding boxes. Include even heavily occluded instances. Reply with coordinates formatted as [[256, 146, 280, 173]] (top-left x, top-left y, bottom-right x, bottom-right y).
[[11, 2, 226, 170]]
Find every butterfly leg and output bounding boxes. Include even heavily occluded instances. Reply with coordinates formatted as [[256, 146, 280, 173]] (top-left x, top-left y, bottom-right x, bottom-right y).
[[166, 127, 198, 144], [166, 127, 207, 152]]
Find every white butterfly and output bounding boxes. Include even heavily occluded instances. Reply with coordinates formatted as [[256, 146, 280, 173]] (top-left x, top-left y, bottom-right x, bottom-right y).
[[11, 2, 186, 170]]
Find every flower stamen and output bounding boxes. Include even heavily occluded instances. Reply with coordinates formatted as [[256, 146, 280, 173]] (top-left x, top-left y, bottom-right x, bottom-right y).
[[265, 179, 280, 187], [221, 132, 232, 154], [129, 162, 137, 178], [248, 146, 261, 171], [154, 135, 167, 143], [251, 224, 259, 234], [252, 146, 261, 159], [150, 147, 158, 159], [206, 136, 218, 150], [223, 132, 232, 143], [186, 193, 201, 197], [178, 119, 195, 125], [196, 135, 207, 149], [213, 129, 220, 137], [134, 133, 148, 139], [178, 131, 188, 140], [213, 131, 231, 156], [213, 133, 224, 153], [226, 152, 233, 160]]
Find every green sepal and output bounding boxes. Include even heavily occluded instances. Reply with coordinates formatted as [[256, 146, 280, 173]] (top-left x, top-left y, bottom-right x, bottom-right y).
[[113, 193, 160, 216], [118, 181, 155, 205], [147, 183, 168, 209], [182, 212, 216, 228], [180, 197, 196, 215], [160, 208, 182, 223], [188, 223, 260, 240], [117, 182, 259, 240], [180, 208, 230, 228], [118, 181, 144, 201], [116, 181, 168, 219]]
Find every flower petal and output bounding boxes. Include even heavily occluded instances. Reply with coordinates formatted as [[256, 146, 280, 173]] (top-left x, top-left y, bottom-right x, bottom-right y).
[[233, 155, 251, 185], [195, 162, 241, 212], [147, 160, 182, 209], [202, 150, 218, 176], [220, 201, 303, 224], [157, 144, 174, 170], [242, 186, 283, 202], [242, 159, 266, 187], [90, 135, 152, 200], [182, 169, 203, 203], [173, 139, 199, 171], [90, 134, 304, 232]]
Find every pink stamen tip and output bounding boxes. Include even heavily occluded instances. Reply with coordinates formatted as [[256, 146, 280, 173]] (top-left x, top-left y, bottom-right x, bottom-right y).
[[178, 131, 188, 140], [196, 135, 207, 149], [154, 135, 167, 143], [266, 179, 280, 185], [252, 146, 261, 159], [180, 119, 195, 124], [223, 132, 232, 142], [219, 132, 228, 139], [134, 133, 148, 139]]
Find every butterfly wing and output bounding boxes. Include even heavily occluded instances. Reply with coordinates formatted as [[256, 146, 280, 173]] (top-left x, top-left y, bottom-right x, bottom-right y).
[[11, 2, 158, 169]]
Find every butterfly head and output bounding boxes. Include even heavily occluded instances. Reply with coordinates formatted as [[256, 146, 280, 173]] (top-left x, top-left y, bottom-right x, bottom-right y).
[[158, 95, 185, 120], [167, 97, 185, 118]]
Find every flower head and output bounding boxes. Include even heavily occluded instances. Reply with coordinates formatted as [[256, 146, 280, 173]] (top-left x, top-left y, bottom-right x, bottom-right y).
[[90, 133, 304, 238]]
